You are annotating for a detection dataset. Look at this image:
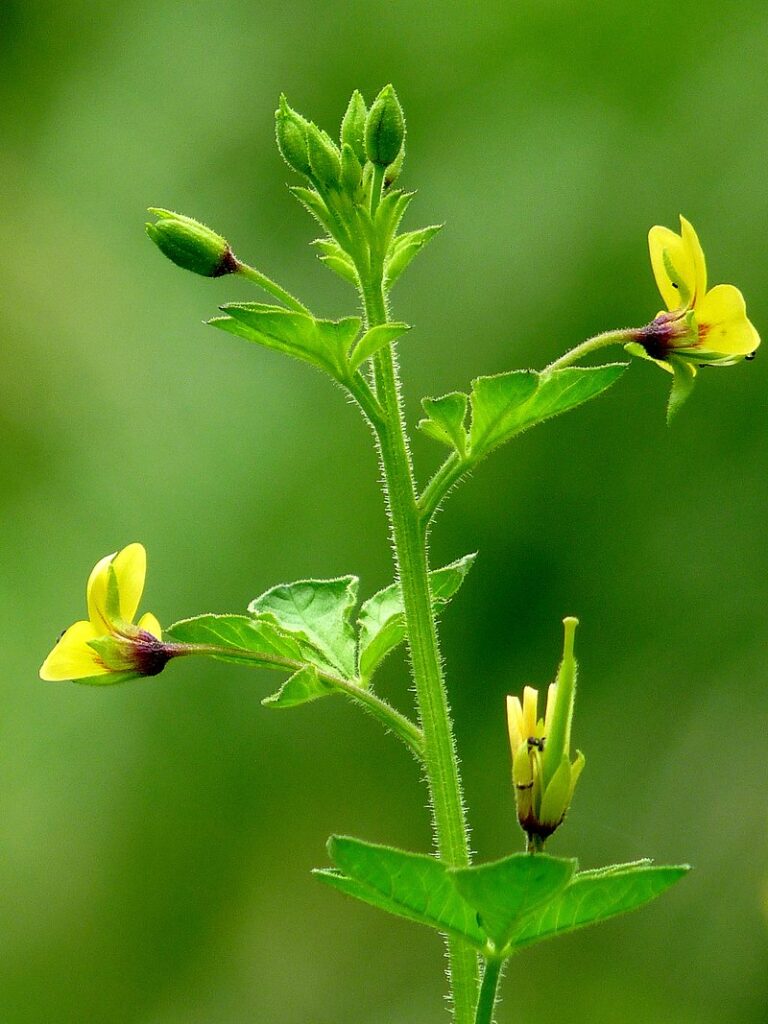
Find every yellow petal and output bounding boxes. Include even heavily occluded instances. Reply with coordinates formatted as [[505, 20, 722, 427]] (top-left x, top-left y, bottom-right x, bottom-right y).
[[695, 284, 761, 356], [86, 552, 116, 633], [522, 686, 539, 740], [39, 620, 109, 681], [679, 216, 707, 304], [648, 224, 697, 311], [112, 543, 147, 622], [506, 695, 524, 754], [137, 611, 162, 640]]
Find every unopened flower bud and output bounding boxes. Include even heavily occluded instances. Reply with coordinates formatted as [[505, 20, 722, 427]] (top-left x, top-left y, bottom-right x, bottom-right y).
[[275, 95, 313, 177], [365, 84, 405, 168], [146, 209, 238, 277], [340, 90, 368, 164], [307, 123, 342, 192], [341, 142, 363, 194]]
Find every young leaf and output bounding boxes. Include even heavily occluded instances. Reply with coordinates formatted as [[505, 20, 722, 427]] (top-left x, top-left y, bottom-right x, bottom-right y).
[[417, 392, 469, 455], [468, 364, 627, 461], [357, 554, 476, 681], [209, 303, 361, 381], [349, 322, 411, 371], [449, 853, 575, 948], [249, 576, 359, 679], [262, 664, 335, 708], [289, 185, 334, 233], [385, 225, 443, 288], [507, 863, 690, 952], [165, 614, 309, 669], [322, 836, 487, 948], [375, 190, 414, 250], [312, 238, 359, 286]]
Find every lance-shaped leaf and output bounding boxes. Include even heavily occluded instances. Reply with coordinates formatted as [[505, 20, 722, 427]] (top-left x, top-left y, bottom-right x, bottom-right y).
[[507, 862, 689, 952], [317, 836, 487, 948], [262, 664, 335, 708], [249, 576, 359, 679], [385, 225, 443, 288], [449, 853, 575, 949], [357, 554, 476, 681], [418, 392, 469, 455], [312, 238, 359, 286], [349, 322, 411, 371], [468, 364, 627, 461], [209, 303, 362, 381], [374, 190, 414, 250], [165, 614, 312, 670]]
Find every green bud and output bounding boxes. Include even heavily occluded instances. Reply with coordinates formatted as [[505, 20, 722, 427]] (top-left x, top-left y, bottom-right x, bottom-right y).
[[146, 209, 238, 277], [306, 123, 342, 191], [340, 89, 368, 164], [384, 145, 405, 189], [340, 142, 363, 194], [275, 94, 312, 177], [365, 84, 405, 168]]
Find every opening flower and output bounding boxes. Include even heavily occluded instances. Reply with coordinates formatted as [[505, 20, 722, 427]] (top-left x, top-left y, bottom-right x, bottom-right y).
[[626, 216, 760, 418], [40, 543, 168, 683], [506, 618, 584, 849]]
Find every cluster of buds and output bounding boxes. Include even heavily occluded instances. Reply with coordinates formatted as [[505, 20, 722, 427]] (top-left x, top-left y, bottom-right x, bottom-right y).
[[506, 617, 585, 850]]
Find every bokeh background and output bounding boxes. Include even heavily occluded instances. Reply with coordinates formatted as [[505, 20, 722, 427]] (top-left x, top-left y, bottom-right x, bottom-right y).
[[2, 1, 767, 1021]]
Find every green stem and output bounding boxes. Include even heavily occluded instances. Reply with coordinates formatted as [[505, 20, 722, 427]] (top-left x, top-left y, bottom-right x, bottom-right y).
[[474, 958, 503, 1024], [419, 451, 468, 525], [237, 263, 312, 315], [166, 642, 424, 757], [369, 164, 386, 218], [545, 328, 638, 372], [359, 274, 479, 1023]]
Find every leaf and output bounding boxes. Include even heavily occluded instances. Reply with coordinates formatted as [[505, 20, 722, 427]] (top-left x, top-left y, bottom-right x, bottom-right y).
[[289, 185, 334, 233], [262, 664, 335, 708], [449, 853, 575, 948], [312, 238, 359, 286], [248, 576, 359, 679], [507, 863, 690, 952], [468, 364, 626, 460], [165, 613, 310, 669], [385, 225, 443, 288], [321, 836, 487, 948], [349, 322, 411, 371], [357, 554, 476, 681], [418, 392, 469, 455], [209, 303, 361, 381], [375, 190, 415, 250]]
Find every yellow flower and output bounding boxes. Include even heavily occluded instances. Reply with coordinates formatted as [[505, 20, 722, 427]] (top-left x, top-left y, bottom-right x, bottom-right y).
[[506, 618, 585, 848], [628, 215, 759, 371], [40, 543, 167, 683]]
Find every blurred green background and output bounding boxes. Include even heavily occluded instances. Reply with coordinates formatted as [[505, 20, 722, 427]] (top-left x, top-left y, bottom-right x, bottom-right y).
[[2, 1, 767, 1021]]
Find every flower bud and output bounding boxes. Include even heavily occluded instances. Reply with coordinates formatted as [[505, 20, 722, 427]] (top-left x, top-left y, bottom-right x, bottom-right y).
[[146, 209, 238, 277], [341, 142, 363, 194], [275, 94, 313, 177], [89, 630, 170, 677], [306, 123, 342, 192], [365, 84, 405, 168], [340, 90, 368, 164]]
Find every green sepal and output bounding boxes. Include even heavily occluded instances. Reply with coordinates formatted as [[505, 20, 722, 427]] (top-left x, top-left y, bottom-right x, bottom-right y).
[[357, 554, 475, 681], [73, 670, 143, 687], [209, 303, 361, 381], [508, 862, 690, 952], [340, 90, 368, 164], [449, 853, 575, 948], [365, 84, 405, 168], [385, 225, 443, 288], [418, 392, 468, 456], [319, 836, 486, 948], [468, 364, 627, 462], [349, 322, 410, 371], [262, 664, 335, 708], [666, 356, 696, 424], [384, 145, 405, 188], [248, 576, 359, 679]]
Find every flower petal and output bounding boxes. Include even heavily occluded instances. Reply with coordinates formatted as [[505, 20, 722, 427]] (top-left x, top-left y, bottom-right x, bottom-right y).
[[86, 552, 116, 632], [112, 543, 147, 622], [695, 284, 761, 357], [137, 611, 162, 640], [522, 686, 538, 740], [39, 620, 109, 681], [648, 224, 697, 311], [506, 695, 524, 753], [679, 216, 707, 304]]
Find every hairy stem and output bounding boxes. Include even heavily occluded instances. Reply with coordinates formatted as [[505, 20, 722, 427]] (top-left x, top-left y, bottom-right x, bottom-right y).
[[359, 269, 479, 1022], [237, 262, 312, 314], [474, 958, 503, 1024], [545, 327, 638, 372]]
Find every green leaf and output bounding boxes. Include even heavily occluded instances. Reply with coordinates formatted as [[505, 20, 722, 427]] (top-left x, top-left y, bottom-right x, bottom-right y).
[[321, 836, 487, 948], [468, 364, 626, 460], [418, 392, 468, 455], [289, 185, 333, 233], [508, 863, 690, 952], [349, 322, 411, 371], [449, 853, 575, 948], [357, 554, 476, 680], [374, 190, 414, 250], [385, 225, 443, 287], [262, 664, 335, 708], [667, 357, 696, 423], [248, 576, 359, 679], [165, 613, 310, 669], [312, 238, 359, 286], [209, 303, 361, 381]]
